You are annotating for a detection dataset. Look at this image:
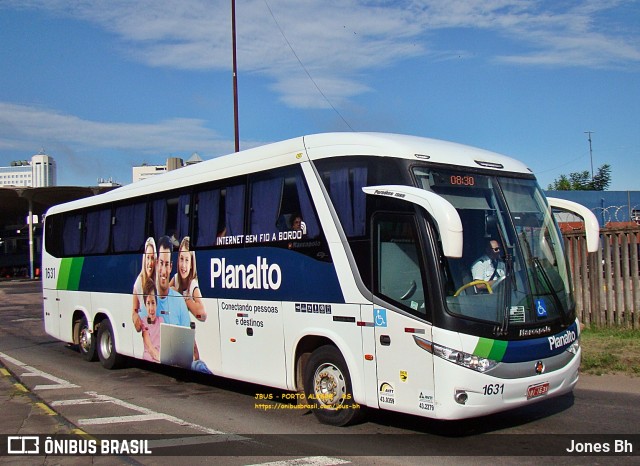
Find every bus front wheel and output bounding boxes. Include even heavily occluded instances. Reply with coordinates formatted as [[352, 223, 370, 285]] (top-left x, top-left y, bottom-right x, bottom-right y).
[[303, 345, 363, 426], [74, 315, 97, 362], [97, 319, 124, 370]]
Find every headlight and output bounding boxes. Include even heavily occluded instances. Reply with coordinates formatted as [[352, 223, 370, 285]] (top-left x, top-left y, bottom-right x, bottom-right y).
[[433, 343, 498, 373], [566, 338, 580, 355]]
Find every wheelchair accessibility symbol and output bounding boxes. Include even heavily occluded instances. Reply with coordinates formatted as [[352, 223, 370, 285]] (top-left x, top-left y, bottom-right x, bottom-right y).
[[535, 299, 548, 317], [374, 308, 387, 327]]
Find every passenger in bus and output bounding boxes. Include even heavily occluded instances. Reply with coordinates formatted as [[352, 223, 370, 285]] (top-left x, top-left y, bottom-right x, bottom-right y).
[[141, 279, 162, 362], [155, 235, 191, 327], [291, 213, 306, 235], [132, 237, 156, 333], [471, 239, 505, 292]]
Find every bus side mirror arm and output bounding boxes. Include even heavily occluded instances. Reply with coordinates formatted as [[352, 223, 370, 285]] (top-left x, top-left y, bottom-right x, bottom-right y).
[[363, 185, 463, 258], [547, 197, 600, 253]]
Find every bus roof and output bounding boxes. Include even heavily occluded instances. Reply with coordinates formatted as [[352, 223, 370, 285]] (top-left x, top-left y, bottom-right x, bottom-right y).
[[46, 132, 532, 215]]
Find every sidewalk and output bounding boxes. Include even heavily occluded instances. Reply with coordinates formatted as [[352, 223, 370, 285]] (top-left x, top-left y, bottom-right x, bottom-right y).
[[0, 360, 78, 436], [578, 372, 640, 394], [0, 362, 127, 465]]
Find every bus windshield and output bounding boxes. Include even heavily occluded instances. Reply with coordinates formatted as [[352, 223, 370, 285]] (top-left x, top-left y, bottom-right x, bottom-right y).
[[413, 167, 574, 328]]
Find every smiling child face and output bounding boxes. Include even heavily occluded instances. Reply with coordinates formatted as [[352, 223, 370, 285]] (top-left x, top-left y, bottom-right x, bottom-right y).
[[144, 294, 157, 321], [178, 249, 191, 281]]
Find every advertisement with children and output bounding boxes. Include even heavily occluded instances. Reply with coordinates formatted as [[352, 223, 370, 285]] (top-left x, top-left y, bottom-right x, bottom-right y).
[[131, 235, 212, 373]]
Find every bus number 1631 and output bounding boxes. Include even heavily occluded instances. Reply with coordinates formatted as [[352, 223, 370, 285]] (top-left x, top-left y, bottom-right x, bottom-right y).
[[482, 383, 504, 396]]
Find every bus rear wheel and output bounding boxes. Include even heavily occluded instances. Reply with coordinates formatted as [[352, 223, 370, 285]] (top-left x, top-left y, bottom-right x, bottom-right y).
[[97, 319, 124, 370], [303, 345, 363, 426], [74, 315, 97, 362]]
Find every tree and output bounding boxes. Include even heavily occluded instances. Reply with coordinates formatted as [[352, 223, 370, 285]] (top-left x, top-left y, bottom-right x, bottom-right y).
[[548, 164, 611, 191]]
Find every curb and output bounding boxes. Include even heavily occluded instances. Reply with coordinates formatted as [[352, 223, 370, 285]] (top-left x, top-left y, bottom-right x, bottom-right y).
[[0, 359, 87, 437]]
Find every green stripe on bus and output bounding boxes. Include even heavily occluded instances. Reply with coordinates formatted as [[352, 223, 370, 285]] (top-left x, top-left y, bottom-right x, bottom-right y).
[[57, 257, 84, 290], [57, 259, 71, 289], [487, 339, 508, 361], [474, 338, 508, 362], [474, 338, 494, 358]]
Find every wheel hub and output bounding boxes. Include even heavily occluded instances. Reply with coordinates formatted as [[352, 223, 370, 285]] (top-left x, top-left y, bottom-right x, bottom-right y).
[[79, 327, 91, 353], [314, 364, 346, 408], [100, 331, 112, 359]]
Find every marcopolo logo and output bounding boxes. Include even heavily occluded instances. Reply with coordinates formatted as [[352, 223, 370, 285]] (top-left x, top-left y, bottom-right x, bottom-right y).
[[547, 328, 577, 351], [211, 256, 282, 290]]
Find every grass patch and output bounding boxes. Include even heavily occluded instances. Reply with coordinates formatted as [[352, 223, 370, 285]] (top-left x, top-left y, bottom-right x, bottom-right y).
[[580, 327, 640, 376]]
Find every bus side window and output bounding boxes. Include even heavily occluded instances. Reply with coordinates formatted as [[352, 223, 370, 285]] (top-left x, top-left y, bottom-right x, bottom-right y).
[[44, 213, 64, 257], [278, 170, 320, 239], [63, 212, 83, 256], [223, 184, 245, 237], [193, 189, 220, 247], [373, 213, 428, 317], [327, 166, 367, 237], [82, 208, 111, 255], [112, 202, 146, 253], [151, 193, 190, 243], [248, 167, 322, 243], [250, 175, 284, 236]]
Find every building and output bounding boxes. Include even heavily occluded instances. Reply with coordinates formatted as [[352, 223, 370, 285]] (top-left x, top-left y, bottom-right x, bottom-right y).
[[97, 177, 122, 188], [0, 151, 56, 187], [132, 153, 203, 182], [132, 163, 167, 183]]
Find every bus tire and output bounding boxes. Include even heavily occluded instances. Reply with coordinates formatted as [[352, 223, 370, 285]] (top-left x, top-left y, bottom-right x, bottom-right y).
[[96, 319, 124, 370], [303, 345, 364, 426], [74, 315, 97, 362]]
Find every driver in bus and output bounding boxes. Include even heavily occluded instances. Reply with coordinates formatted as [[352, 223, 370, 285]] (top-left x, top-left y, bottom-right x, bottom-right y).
[[470, 239, 505, 293]]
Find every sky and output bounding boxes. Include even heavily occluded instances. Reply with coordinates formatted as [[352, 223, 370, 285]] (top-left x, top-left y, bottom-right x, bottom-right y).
[[0, 0, 638, 190]]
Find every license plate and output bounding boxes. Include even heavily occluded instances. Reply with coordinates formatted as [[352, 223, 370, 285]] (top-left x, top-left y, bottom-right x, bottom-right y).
[[527, 382, 549, 399]]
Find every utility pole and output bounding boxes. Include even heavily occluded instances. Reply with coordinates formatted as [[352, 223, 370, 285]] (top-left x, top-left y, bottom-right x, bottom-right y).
[[584, 131, 594, 180], [231, 0, 240, 152]]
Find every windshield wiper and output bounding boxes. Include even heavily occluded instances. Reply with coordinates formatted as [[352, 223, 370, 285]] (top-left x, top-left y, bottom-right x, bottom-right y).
[[532, 256, 569, 325], [494, 250, 513, 337], [518, 231, 567, 324]]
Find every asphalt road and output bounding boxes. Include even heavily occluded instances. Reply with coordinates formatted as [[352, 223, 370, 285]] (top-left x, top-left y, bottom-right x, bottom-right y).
[[0, 280, 638, 465]]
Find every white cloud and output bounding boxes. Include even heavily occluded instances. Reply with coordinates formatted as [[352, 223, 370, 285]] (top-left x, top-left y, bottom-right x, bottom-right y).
[[0, 102, 230, 153], [0, 102, 242, 184], [2, 0, 639, 108]]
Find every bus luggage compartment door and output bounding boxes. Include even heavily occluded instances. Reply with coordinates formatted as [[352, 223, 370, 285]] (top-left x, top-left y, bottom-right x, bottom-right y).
[[43, 287, 60, 338], [218, 299, 286, 388]]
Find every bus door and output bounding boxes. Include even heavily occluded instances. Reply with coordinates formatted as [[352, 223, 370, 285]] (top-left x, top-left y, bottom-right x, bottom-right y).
[[362, 184, 463, 415], [370, 212, 436, 416]]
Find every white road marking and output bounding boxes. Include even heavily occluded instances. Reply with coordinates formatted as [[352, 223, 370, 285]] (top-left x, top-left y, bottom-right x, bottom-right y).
[[0, 353, 239, 438], [148, 434, 249, 448], [80, 413, 169, 425], [244, 457, 351, 466], [0, 351, 79, 390], [73, 391, 238, 436], [1, 353, 338, 460]]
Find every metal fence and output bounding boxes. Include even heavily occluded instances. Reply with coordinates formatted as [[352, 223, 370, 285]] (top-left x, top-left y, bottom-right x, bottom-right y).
[[563, 226, 640, 328]]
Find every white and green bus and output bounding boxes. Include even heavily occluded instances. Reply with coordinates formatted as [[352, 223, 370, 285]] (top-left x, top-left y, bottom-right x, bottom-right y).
[[42, 132, 599, 426]]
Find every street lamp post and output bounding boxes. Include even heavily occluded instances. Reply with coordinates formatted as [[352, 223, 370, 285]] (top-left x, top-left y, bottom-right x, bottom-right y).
[[231, 0, 240, 153], [585, 131, 594, 181]]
